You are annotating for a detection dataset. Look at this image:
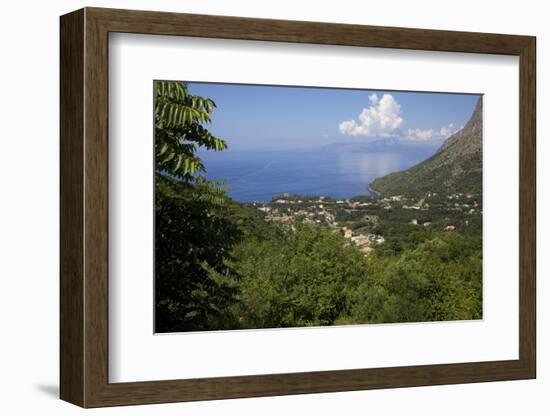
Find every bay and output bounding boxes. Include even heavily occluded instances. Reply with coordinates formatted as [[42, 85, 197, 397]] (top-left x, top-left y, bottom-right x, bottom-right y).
[[198, 141, 439, 203]]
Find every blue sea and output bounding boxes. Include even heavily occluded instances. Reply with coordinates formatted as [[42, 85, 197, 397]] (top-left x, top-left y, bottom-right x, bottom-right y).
[[198, 142, 438, 203]]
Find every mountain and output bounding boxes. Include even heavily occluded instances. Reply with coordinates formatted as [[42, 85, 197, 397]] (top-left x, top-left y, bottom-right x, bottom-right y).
[[369, 98, 482, 198]]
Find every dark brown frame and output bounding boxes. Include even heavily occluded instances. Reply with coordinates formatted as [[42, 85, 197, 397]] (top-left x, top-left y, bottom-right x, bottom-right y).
[[60, 7, 536, 408]]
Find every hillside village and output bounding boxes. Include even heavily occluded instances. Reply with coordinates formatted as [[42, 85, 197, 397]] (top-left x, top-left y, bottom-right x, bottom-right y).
[[252, 191, 482, 256]]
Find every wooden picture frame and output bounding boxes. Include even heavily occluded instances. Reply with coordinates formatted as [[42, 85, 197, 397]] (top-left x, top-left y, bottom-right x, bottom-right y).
[[60, 7, 536, 408]]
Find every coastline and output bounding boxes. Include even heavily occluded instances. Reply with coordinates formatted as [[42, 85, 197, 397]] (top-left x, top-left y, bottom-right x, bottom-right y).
[[367, 184, 381, 197]]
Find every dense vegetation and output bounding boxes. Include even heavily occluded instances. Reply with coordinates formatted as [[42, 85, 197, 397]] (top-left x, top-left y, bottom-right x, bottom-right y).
[[154, 81, 240, 332], [226, 206, 481, 328], [155, 81, 482, 333]]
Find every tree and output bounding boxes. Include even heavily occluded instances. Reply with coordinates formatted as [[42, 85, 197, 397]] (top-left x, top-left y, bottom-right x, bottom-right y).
[[155, 177, 242, 332], [155, 81, 227, 180], [351, 233, 482, 324], [229, 222, 369, 329], [154, 81, 241, 332]]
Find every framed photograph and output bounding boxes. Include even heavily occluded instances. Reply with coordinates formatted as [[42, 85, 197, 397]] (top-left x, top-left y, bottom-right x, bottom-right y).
[[60, 7, 536, 408]]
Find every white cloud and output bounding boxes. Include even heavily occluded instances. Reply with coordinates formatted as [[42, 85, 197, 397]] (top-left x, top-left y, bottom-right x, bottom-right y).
[[439, 123, 461, 138], [406, 123, 462, 141], [339, 93, 404, 138], [338, 93, 463, 141], [368, 94, 378, 105], [407, 128, 435, 141]]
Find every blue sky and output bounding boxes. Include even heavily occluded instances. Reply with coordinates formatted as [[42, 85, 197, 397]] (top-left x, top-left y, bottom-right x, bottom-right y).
[[187, 82, 480, 151]]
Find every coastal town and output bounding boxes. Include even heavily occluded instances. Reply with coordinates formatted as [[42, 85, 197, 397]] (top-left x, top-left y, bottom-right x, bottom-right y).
[[251, 191, 482, 256]]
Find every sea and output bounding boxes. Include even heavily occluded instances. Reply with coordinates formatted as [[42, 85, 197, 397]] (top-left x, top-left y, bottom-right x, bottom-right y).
[[198, 141, 439, 203]]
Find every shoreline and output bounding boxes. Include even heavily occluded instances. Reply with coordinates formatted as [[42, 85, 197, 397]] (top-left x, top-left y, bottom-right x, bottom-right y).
[[367, 184, 381, 197], [230, 183, 383, 205]]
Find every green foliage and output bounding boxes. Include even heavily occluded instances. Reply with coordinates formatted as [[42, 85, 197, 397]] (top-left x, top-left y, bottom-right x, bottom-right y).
[[229, 223, 369, 328], [155, 176, 243, 332], [155, 81, 227, 181], [157, 185, 483, 331], [351, 233, 482, 323], [155, 81, 240, 332]]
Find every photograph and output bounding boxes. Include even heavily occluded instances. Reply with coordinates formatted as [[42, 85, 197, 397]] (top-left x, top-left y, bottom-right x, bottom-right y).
[[154, 81, 483, 333]]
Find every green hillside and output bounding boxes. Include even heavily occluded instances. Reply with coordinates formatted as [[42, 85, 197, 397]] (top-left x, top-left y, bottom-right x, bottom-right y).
[[370, 98, 482, 198]]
